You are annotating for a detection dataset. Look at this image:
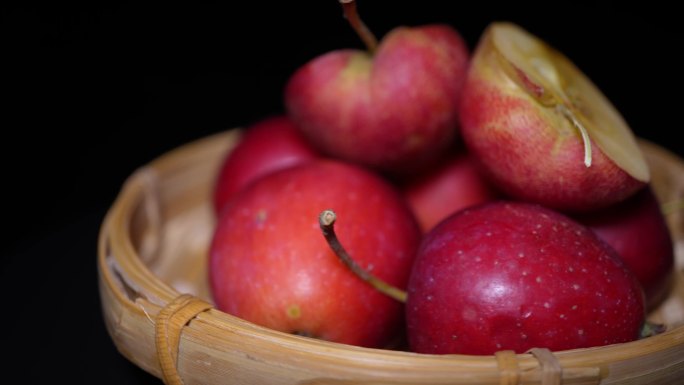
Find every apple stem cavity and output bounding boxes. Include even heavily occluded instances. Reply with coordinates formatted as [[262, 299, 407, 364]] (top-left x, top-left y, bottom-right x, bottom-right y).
[[339, 0, 378, 53], [319, 209, 407, 302], [557, 104, 592, 168]]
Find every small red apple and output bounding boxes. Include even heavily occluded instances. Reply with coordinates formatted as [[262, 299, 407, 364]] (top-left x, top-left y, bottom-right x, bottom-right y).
[[459, 22, 648, 211], [213, 115, 319, 215], [209, 160, 421, 348], [284, 2, 469, 175], [574, 187, 675, 309], [402, 150, 500, 233], [406, 201, 645, 355]]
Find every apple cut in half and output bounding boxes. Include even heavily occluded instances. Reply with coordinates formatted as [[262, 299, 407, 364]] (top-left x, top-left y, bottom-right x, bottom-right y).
[[459, 22, 649, 211]]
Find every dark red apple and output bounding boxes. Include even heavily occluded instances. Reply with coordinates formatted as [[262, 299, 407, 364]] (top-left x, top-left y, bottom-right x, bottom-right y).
[[209, 160, 421, 348], [406, 201, 645, 355], [402, 151, 500, 233], [574, 187, 675, 309], [213, 115, 319, 215]]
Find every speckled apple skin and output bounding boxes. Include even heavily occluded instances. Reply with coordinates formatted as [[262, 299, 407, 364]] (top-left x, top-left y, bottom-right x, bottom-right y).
[[458, 33, 645, 212], [406, 202, 645, 355], [210, 160, 421, 348], [285, 25, 469, 175]]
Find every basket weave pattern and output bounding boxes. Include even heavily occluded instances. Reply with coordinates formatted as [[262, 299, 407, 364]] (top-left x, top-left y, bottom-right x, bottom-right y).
[[98, 130, 684, 385]]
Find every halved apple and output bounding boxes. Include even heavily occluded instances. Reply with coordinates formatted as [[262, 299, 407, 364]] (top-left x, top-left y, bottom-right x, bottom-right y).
[[459, 22, 649, 211]]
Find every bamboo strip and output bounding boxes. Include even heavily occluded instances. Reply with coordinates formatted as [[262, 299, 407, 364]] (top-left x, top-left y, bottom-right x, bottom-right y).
[[155, 294, 213, 385], [529, 348, 562, 385], [495, 350, 521, 385], [98, 130, 684, 385]]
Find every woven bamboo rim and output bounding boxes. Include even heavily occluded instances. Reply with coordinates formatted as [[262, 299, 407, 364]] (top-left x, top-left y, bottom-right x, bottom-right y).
[[98, 129, 684, 385]]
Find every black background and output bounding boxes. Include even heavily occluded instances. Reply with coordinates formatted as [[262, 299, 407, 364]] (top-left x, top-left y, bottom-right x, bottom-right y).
[[2, 2, 682, 383]]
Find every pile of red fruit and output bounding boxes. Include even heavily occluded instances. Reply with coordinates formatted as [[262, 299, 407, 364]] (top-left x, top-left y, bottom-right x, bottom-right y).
[[208, 1, 674, 355]]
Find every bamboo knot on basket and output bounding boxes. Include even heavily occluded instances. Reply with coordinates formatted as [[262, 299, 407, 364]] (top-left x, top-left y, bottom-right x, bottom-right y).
[[496, 348, 562, 385], [495, 350, 520, 385], [155, 294, 213, 385], [528, 348, 562, 385]]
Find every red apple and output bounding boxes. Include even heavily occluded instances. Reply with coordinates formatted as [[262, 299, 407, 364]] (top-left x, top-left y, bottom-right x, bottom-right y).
[[406, 201, 645, 355], [209, 160, 421, 348], [285, 9, 469, 175], [213, 115, 319, 214], [574, 187, 675, 309], [459, 22, 648, 211], [402, 150, 500, 233]]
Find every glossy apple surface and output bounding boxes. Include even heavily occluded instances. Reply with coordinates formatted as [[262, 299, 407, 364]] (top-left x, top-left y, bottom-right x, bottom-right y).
[[285, 24, 469, 175], [213, 115, 319, 214], [575, 187, 674, 309], [406, 201, 645, 355], [459, 22, 648, 211], [209, 160, 421, 348]]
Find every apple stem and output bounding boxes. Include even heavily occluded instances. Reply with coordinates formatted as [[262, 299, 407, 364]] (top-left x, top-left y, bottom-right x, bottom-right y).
[[319, 210, 407, 303], [557, 104, 592, 168], [339, 0, 378, 54]]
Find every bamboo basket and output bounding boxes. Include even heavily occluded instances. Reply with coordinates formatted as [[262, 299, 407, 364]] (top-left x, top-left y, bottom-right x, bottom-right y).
[[98, 129, 684, 385]]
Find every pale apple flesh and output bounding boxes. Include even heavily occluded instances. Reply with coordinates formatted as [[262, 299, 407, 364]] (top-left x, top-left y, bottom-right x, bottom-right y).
[[493, 24, 649, 179], [459, 22, 649, 211]]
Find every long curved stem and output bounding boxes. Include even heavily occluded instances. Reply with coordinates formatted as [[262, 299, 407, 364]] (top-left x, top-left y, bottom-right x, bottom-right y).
[[339, 0, 378, 53], [319, 210, 407, 302]]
